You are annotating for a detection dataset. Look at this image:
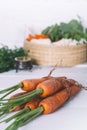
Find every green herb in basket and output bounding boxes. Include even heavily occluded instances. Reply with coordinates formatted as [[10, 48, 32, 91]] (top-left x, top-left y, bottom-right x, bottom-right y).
[[42, 19, 87, 42]]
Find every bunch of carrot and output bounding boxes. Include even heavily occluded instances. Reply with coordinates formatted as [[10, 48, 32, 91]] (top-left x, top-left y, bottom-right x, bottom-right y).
[[26, 34, 49, 41], [0, 68, 85, 130]]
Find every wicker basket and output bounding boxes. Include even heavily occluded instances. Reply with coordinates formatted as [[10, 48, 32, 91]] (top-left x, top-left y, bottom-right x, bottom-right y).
[[24, 40, 87, 66]]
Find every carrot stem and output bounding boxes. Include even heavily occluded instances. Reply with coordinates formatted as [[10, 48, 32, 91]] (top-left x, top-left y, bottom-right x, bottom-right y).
[[0, 89, 43, 113], [19, 106, 43, 127], [18, 110, 42, 129], [5, 122, 18, 130], [0, 84, 19, 94], [7, 89, 43, 105], [0, 112, 4, 117], [5, 106, 43, 130], [0, 87, 19, 100], [16, 106, 43, 121], [0, 107, 30, 123]]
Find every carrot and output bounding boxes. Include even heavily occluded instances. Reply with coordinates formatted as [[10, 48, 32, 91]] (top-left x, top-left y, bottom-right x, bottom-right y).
[[24, 98, 41, 110], [5, 84, 81, 130], [36, 78, 64, 98], [35, 34, 48, 39], [39, 84, 81, 114], [0, 66, 56, 99], [26, 34, 48, 41]]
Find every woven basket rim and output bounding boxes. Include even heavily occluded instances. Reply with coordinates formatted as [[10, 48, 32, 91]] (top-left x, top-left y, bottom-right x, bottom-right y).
[[24, 40, 87, 66], [25, 40, 87, 47]]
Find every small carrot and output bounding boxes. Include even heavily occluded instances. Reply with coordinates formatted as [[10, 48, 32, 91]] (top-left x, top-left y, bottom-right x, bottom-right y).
[[35, 34, 48, 39], [5, 84, 81, 130], [24, 98, 41, 110], [36, 78, 63, 98]]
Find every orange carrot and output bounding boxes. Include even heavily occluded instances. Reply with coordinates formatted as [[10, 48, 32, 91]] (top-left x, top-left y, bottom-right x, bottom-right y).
[[36, 77, 75, 98], [35, 34, 48, 39], [26, 34, 48, 41], [39, 84, 81, 114], [24, 98, 41, 110], [37, 78, 62, 98]]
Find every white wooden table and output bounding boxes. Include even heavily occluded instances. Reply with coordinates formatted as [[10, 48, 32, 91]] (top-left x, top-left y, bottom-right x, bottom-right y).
[[0, 63, 87, 130]]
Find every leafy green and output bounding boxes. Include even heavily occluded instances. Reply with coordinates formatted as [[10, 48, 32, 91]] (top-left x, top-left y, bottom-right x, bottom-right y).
[[42, 19, 87, 42], [0, 45, 25, 73]]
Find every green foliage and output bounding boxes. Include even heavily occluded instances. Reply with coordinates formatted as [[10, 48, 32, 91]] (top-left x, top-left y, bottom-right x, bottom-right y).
[[0, 45, 25, 73], [42, 19, 87, 42]]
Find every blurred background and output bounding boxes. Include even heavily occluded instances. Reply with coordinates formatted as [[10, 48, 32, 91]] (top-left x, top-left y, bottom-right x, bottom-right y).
[[0, 0, 87, 47]]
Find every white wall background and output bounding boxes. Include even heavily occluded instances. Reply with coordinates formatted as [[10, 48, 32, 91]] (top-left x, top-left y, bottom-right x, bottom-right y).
[[0, 0, 87, 47]]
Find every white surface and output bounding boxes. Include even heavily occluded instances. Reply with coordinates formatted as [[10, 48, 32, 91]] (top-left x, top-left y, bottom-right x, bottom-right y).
[[0, 0, 87, 46], [0, 64, 87, 130]]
